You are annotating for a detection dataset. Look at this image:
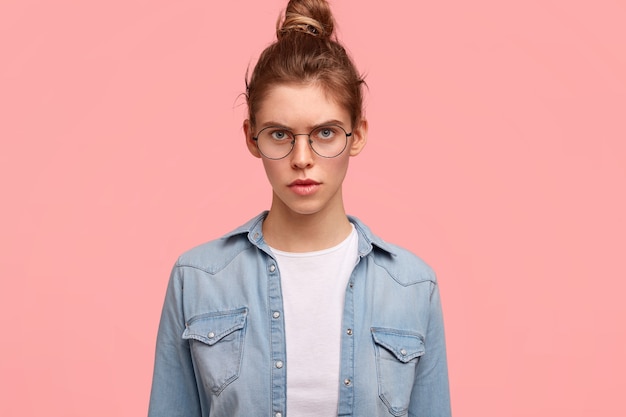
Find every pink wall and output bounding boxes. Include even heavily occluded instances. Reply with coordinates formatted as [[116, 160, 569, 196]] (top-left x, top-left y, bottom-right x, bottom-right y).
[[1, 0, 625, 415]]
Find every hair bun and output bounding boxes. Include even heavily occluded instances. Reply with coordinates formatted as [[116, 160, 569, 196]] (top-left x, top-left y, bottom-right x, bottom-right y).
[[277, 0, 335, 40]]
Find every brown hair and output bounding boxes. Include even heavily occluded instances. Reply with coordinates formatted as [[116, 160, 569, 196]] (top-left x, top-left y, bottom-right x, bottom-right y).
[[245, 0, 365, 128]]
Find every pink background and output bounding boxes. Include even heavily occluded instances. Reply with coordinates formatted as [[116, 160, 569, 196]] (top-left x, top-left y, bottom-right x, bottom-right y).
[[1, 0, 625, 415]]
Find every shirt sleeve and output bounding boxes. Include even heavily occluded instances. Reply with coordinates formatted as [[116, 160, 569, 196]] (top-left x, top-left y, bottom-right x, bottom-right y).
[[409, 281, 452, 417], [148, 265, 203, 417]]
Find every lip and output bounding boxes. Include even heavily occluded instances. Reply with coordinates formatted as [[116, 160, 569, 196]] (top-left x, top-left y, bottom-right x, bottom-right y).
[[288, 179, 321, 196], [289, 179, 320, 186]]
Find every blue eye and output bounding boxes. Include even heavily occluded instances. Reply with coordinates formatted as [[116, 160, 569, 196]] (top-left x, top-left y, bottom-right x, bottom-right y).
[[315, 127, 336, 140], [271, 130, 289, 140]]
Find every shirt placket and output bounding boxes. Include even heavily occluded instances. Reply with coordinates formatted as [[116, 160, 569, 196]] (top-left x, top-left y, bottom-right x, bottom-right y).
[[267, 258, 287, 417], [337, 259, 363, 416]]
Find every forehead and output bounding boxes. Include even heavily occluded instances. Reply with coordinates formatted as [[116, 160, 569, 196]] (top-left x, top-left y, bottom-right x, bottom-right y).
[[255, 83, 351, 128]]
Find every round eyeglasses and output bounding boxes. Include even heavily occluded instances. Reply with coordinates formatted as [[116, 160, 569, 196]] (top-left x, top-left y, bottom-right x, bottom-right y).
[[252, 124, 351, 160]]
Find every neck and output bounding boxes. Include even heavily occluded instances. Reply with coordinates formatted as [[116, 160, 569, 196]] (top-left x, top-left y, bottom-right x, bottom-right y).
[[262, 200, 352, 253]]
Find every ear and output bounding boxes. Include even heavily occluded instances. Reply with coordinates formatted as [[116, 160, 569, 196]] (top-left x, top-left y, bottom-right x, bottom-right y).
[[349, 118, 368, 157], [244, 119, 261, 158]]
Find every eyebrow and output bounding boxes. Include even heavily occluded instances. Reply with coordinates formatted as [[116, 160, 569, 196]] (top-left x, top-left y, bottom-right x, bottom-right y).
[[258, 119, 348, 130]]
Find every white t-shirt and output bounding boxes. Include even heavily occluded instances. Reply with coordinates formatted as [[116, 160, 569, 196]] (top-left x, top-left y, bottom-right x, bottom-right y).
[[269, 224, 359, 416]]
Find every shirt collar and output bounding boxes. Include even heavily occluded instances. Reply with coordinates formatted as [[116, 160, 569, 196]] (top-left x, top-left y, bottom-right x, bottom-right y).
[[223, 211, 396, 257]]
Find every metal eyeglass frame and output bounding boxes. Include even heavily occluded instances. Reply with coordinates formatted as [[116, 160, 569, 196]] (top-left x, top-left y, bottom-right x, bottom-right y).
[[252, 124, 352, 160]]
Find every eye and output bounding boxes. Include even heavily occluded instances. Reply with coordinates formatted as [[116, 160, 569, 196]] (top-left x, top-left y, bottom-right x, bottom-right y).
[[314, 126, 337, 140], [270, 129, 290, 141]]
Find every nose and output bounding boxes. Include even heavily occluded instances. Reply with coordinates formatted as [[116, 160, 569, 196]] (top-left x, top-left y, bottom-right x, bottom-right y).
[[289, 134, 314, 169]]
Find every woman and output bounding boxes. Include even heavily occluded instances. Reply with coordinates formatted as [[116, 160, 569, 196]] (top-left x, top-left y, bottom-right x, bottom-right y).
[[148, 0, 451, 416]]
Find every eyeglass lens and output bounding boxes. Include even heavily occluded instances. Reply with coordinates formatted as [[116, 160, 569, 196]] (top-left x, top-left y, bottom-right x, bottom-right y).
[[255, 125, 349, 159]]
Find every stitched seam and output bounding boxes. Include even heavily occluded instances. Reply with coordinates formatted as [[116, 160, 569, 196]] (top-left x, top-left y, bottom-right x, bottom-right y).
[[369, 254, 434, 287], [176, 244, 256, 275]]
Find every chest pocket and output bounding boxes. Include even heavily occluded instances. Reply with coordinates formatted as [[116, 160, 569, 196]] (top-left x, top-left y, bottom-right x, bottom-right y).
[[371, 327, 425, 416], [183, 307, 248, 395]]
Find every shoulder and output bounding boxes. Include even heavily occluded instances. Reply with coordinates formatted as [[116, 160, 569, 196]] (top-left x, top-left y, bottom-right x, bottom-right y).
[[350, 215, 436, 287], [174, 212, 266, 275], [175, 234, 253, 274], [370, 241, 437, 287]]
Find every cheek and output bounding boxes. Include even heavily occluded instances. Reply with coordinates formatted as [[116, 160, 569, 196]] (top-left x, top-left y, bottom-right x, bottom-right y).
[[330, 155, 351, 173], [321, 158, 350, 184], [261, 159, 284, 183], [261, 159, 274, 178]]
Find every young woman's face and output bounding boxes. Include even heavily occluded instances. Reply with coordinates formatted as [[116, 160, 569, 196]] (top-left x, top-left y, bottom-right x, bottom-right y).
[[245, 83, 367, 218]]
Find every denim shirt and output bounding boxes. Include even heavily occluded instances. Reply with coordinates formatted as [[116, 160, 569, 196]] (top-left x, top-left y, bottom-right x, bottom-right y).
[[148, 212, 451, 417]]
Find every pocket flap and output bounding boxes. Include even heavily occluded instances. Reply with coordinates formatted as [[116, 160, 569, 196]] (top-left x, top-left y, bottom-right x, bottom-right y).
[[183, 307, 248, 346], [371, 327, 425, 363]]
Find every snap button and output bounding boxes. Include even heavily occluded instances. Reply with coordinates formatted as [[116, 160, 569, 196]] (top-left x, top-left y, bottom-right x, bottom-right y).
[[273, 311, 280, 319], [275, 413, 282, 417], [344, 378, 352, 386], [275, 360, 284, 369], [349, 281, 354, 288], [346, 328, 353, 335], [207, 332, 215, 339], [400, 348, 407, 356], [253, 232, 259, 239], [269, 264, 276, 272]]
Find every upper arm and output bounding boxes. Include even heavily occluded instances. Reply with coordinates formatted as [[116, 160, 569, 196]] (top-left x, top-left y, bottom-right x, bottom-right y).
[[148, 266, 203, 417], [408, 282, 451, 417]]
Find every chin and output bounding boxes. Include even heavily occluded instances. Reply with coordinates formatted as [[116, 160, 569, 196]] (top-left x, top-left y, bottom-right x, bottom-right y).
[[278, 198, 328, 217], [286, 204, 325, 216]]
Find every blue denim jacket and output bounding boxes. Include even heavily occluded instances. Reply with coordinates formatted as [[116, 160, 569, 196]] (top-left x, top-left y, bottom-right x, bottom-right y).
[[148, 212, 451, 417]]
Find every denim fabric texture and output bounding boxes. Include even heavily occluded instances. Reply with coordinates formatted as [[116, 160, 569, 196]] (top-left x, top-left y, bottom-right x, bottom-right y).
[[148, 212, 451, 417]]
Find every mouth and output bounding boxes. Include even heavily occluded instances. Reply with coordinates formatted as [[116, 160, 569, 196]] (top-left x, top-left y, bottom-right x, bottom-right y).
[[290, 179, 320, 186], [288, 179, 321, 196]]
